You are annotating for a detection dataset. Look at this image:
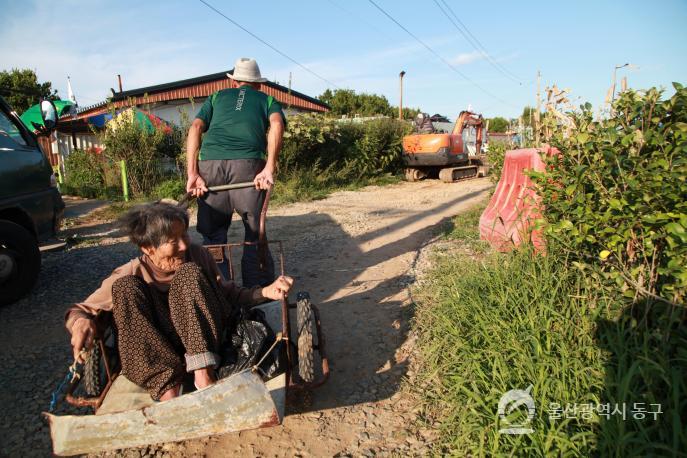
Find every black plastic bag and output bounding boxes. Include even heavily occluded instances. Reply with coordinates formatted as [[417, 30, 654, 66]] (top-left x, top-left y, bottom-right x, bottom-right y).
[[218, 308, 286, 380]]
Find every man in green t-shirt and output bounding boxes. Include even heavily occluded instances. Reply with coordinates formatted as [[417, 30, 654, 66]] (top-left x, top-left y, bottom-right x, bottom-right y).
[[186, 58, 285, 287]]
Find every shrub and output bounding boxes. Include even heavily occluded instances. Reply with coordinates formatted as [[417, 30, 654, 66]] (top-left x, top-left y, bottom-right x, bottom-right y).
[[485, 142, 507, 183], [62, 149, 107, 198], [101, 108, 182, 197], [151, 178, 186, 201], [534, 83, 687, 305], [280, 114, 343, 172], [352, 118, 410, 175], [281, 113, 409, 178]]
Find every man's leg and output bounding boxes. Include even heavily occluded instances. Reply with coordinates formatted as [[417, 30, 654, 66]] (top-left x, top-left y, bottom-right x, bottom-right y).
[[197, 160, 233, 279], [111, 276, 186, 401], [238, 198, 276, 288], [168, 263, 230, 387], [227, 160, 275, 288]]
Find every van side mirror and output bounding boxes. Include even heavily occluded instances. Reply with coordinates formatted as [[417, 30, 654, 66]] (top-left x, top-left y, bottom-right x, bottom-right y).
[[40, 100, 58, 132]]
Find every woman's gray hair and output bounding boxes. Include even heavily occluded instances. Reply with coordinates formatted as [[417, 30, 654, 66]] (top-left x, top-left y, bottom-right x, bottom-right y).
[[118, 202, 189, 248]]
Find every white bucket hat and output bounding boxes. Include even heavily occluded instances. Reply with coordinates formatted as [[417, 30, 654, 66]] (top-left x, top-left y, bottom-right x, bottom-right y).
[[227, 57, 267, 83]]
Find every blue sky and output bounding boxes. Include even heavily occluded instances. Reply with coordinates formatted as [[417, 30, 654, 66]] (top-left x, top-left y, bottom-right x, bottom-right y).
[[1, 0, 686, 119]]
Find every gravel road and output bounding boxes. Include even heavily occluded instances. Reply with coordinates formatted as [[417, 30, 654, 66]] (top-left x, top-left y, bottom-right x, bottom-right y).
[[0, 178, 492, 457]]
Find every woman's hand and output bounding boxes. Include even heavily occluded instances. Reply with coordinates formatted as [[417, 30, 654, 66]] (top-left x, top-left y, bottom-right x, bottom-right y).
[[261, 275, 294, 300], [70, 317, 97, 363]]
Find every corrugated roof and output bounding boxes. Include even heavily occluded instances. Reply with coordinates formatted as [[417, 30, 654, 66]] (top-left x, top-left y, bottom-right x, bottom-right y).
[[111, 69, 328, 109]]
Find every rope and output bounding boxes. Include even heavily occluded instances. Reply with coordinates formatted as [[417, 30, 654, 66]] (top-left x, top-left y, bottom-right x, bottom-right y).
[[48, 350, 86, 412]]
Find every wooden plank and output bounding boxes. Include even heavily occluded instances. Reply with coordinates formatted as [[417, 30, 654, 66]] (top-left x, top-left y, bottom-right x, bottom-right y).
[[46, 371, 279, 456]]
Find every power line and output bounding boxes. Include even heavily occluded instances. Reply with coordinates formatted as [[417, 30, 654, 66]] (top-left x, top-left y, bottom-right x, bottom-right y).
[[197, 0, 339, 89], [326, 0, 395, 43], [367, 0, 517, 109], [435, 0, 523, 83]]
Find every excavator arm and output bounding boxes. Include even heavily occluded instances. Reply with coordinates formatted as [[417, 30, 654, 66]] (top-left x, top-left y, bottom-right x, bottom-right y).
[[451, 111, 484, 155]]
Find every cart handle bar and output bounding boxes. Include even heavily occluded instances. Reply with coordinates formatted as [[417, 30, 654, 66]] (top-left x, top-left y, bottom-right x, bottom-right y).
[[177, 181, 257, 207]]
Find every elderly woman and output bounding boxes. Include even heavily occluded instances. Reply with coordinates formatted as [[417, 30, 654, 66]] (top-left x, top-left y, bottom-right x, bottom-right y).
[[65, 202, 292, 401]]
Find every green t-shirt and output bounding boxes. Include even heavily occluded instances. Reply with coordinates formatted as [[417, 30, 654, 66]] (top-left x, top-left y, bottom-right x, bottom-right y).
[[195, 86, 285, 161]]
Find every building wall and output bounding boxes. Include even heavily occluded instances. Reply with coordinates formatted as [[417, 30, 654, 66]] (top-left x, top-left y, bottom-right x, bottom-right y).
[[56, 132, 100, 156], [148, 100, 199, 126]]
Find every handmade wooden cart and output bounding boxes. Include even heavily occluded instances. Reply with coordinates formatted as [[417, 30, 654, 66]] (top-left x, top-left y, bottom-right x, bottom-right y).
[[44, 240, 329, 456]]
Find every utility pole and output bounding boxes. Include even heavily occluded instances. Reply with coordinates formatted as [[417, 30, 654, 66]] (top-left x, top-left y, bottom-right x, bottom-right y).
[[399, 71, 406, 120], [288, 72, 292, 110], [535, 70, 541, 147]]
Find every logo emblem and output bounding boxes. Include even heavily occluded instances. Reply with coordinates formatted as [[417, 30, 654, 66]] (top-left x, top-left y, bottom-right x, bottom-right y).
[[498, 385, 535, 434]]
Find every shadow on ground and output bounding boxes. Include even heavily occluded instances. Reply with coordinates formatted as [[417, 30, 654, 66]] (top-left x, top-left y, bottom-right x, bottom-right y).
[[0, 188, 486, 455]]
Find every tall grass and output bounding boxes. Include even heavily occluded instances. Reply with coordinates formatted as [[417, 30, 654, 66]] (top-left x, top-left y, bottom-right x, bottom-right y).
[[412, 205, 686, 456]]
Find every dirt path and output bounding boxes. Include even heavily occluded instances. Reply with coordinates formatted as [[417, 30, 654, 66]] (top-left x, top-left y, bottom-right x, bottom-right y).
[[188, 177, 493, 457], [0, 178, 491, 457]]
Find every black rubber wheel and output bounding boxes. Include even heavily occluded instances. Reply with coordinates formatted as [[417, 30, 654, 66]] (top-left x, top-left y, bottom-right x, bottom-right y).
[[296, 292, 315, 383], [83, 343, 102, 397], [0, 220, 41, 306]]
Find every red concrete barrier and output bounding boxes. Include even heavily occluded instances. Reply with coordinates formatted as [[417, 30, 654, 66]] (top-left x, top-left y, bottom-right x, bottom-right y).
[[479, 147, 559, 251]]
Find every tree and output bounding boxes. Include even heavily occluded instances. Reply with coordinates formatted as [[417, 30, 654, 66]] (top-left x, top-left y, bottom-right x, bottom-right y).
[[319, 88, 398, 117], [487, 116, 509, 133], [0, 68, 58, 113]]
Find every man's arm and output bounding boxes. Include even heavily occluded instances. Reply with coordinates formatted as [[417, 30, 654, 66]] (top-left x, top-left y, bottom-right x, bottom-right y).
[[186, 118, 208, 196], [254, 112, 285, 190]]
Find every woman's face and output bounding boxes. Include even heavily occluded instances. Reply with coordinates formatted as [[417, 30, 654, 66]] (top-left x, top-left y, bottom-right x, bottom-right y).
[[141, 220, 190, 271]]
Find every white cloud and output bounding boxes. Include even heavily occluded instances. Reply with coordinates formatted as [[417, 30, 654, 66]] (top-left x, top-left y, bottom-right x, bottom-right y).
[[0, 1, 213, 106], [450, 51, 486, 66]]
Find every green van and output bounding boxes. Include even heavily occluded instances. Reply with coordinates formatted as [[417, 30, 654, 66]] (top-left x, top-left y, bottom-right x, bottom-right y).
[[0, 96, 64, 305]]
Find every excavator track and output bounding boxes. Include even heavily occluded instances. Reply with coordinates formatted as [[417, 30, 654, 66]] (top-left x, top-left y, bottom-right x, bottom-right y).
[[439, 165, 479, 183]]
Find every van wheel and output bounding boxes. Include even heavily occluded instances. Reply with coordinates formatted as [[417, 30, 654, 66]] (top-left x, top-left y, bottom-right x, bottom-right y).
[[0, 221, 41, 306]]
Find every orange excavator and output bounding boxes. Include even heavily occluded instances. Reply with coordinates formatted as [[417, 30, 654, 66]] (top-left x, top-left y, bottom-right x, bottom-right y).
[[402, 110, 488, 182]]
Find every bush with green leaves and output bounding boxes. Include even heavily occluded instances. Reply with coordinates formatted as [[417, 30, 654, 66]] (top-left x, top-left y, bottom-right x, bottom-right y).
[[352, 118, 411, 175], [485, 141, 507, 183], [151, 178, 186, 201], [280, 113, 409, 177], [101, 109, 181, 197], [62, 149, 108, 198], [280, 113, 343, 172], [533, 83, 687, 305]]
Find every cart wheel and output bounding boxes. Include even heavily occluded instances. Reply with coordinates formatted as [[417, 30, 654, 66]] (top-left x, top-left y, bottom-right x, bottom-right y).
[[83, 344, 102, 397], [296, 292, 315, 383]]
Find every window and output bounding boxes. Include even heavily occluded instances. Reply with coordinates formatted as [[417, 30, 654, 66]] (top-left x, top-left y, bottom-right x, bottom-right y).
[[0, 110, 29, 148]]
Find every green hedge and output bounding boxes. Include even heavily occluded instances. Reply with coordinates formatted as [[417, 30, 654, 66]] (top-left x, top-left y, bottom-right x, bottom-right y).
[[281, 114, 410, 176]]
